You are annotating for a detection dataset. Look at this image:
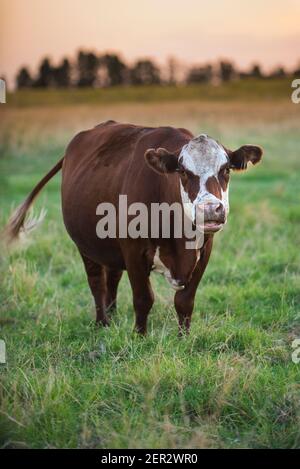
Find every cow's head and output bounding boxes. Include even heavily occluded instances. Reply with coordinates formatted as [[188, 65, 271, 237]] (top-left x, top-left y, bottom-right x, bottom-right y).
[[145, 134, 263, 234]]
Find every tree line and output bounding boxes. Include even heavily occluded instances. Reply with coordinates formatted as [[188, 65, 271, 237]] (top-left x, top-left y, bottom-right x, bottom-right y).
[[16, 50, 299, 89]]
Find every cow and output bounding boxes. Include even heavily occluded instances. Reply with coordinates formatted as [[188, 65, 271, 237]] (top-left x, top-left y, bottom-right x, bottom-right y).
[[4, 121, 263, 335]]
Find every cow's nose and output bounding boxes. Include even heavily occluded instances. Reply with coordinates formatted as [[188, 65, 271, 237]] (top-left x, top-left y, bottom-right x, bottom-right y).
[[204, 202, 226, 223], [215, 203, 225, 219]]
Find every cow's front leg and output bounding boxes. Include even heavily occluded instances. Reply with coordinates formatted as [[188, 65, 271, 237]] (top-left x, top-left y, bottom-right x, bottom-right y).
[[174, 287, 194, 334], [174, 237, 213, 335], [105, 267, 123, 313], [125, 253, 154, 335]]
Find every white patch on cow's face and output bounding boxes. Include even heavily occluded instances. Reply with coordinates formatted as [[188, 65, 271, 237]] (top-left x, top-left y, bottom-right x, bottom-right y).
[[152, 248, 185, 291], [221, 185, 229, 216], [179, 134, 230, 222]]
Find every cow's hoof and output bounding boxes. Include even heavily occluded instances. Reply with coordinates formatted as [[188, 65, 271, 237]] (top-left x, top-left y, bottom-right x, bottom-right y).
[[133, 326, 147, 336], [95, 318, 110, 328], [178, 327, 190, 337]]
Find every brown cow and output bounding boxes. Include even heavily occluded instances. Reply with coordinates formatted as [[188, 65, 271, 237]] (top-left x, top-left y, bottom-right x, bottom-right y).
[[4, 121, 263, 334]]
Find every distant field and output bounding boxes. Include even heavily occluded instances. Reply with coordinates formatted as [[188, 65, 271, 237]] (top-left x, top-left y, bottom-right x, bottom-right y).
[[6, 78, 293, 107], [1, 89, 300, 448]]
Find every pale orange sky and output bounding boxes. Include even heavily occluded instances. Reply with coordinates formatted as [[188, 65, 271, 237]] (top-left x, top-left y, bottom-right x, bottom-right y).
[[1, 0, 300, 86]]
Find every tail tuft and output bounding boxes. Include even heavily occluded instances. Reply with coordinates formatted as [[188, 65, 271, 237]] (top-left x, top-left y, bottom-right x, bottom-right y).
[[1, 157, 63, 245], [2, 200, 46, 245], [23, 208, 47, 234]]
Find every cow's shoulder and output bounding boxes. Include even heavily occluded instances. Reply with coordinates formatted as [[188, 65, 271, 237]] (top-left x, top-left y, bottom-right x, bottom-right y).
[[135, 125, 193, 152], [94, 119, 117, 128], [177, 127, 194, 139]]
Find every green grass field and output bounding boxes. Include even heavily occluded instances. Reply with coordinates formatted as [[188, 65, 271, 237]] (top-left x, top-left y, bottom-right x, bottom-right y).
[[1, 84, 300, 448]]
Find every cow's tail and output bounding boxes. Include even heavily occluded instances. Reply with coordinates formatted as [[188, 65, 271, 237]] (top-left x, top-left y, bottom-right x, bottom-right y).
[[2, 157, 64, 245]]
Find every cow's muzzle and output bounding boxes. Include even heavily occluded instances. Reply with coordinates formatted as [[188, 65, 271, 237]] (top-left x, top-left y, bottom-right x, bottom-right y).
[[196, 202, 226, 234]]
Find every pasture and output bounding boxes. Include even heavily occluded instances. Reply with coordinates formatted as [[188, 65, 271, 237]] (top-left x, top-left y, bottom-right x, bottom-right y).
[[0, 84, 300, 448]]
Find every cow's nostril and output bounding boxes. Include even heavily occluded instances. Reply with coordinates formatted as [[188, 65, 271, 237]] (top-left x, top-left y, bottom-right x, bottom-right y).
[[215, 203, 225, 220]]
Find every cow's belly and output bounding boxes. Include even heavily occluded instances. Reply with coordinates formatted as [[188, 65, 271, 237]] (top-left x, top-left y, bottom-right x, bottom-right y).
[[63, 210, 125, 269]]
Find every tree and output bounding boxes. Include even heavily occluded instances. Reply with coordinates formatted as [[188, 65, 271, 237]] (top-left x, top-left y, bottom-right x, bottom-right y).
[[16, 67, 32, 88], [101, 54, 127, 86], [34, 58, 54, 87], [268, 66, 286, 79], [293, 63, 300, 77], [130, 60, 160, 85], [219, 60, 235, 82], [186, 64, 213, 84], [167, 56, 179, 85], [53, 58, 71, 87], [77, 51, 99, 87], [249, 64, 263, 79], [240, 63, 265, 80]]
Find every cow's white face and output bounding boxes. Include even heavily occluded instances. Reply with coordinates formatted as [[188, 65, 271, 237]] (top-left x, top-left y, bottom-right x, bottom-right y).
[[178, 134, 230, 233], [145, 135, 263, 235]]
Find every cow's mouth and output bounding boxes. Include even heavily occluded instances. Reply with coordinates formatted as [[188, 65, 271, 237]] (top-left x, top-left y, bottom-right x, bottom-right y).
[[203, 221, 224, 233]]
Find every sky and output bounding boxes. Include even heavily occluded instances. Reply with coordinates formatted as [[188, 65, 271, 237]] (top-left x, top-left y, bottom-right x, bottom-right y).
[[1, 0, 300, 86]]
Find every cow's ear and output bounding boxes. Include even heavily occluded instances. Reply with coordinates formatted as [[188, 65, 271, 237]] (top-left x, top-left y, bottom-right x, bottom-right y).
[[228, 145, 263, 171], [145, 147, 179, 174]]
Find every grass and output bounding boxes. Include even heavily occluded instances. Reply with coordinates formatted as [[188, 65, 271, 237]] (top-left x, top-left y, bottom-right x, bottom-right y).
[[0, 86, 300, 448]]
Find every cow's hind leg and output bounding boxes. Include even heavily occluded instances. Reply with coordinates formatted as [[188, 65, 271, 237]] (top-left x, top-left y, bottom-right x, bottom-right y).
[[105, 268, 123, 313], [80, 254, 109, 326], [125, 253, 154, 335]]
